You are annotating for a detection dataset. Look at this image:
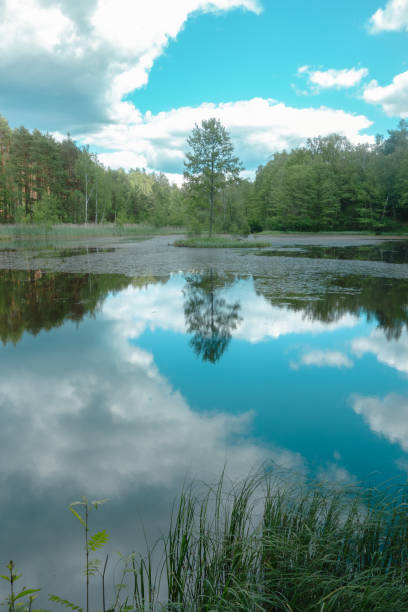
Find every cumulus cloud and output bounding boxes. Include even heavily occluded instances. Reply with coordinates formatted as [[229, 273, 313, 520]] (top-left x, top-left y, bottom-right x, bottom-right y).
[[0, 0, 261, 132], [0, 0, 375, 179], [317, 462, 356, 484], [102, 275, 360, 344], [297, 350, 353, 369], [352, 328, 408, 374], [351, 393, 408, 451], [89, 98, 374, 178], [0, 0, 78, 52], [298, 66, 369, 91], [363, 70, 408, 117], [369, 0, 408, 33], [0, 314, 298, 496]]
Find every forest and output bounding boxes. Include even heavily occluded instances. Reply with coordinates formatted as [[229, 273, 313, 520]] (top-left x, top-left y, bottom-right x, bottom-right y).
[[1, 112, 408, 233]]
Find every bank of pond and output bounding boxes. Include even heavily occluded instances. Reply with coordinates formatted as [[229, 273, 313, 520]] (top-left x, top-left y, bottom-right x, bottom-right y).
[[4, 472, 408, 612]]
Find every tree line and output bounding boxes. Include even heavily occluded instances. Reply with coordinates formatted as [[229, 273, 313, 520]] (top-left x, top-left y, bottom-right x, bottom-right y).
[[0, 115, 185, 226], [1, 112, 408, 232], [251, 121, 408, 233], [2, 268, 408, 353]]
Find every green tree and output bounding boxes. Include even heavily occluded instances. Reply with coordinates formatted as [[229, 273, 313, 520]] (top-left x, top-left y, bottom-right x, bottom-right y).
[[184, 118, 242, 237], [0, 115, 14, 220]]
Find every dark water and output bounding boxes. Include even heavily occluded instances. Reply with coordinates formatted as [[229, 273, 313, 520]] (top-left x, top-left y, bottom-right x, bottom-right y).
[[257, 240, 408, 263], [1, 237, 408, 607]]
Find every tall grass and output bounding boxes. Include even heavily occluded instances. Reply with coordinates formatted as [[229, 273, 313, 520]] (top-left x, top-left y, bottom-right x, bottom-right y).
[[0, 223, 184, 242], [131, 472, 408, 611], [5, 472, 408, 610]]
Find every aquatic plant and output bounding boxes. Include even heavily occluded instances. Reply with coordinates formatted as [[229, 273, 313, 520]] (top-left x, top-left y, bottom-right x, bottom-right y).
[[134, 472, 408, 610], [5, 472, 408, 610]]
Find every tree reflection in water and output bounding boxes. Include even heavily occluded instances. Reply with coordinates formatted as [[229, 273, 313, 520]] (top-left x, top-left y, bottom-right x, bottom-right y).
[[183, 270, 242, 363]]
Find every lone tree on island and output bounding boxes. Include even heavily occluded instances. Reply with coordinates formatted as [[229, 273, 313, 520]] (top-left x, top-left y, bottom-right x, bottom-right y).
[[184, 118, 243, 237]]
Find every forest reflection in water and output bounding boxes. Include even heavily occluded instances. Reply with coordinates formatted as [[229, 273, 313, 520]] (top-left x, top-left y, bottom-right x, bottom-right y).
[[1, 263, 408, 606], [1, 267, 408, 350]]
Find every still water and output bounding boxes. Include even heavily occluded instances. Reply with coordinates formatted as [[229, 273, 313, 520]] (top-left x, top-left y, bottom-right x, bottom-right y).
[[1, 236, 408, 605]]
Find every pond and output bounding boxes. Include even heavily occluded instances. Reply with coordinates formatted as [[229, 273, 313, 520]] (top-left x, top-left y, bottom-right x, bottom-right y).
[[1, 233, 408, 607]]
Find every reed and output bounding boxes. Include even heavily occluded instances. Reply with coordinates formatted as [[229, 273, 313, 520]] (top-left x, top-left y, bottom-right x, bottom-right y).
[[0, 224, 184, 242], [4, 472, 408, 611], [141, 473, 408, 611]]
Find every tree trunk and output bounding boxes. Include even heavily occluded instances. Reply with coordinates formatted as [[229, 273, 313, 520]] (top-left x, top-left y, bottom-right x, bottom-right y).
[[209, 191, 214, 237], [85, 173, 88, 224], [209, 159, 214, 237]]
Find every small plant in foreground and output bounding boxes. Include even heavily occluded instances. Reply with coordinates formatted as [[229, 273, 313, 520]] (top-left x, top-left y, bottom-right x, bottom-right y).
[[8, 472, 408, 611], [0, 561, 41, 612], [49, 497, 110, 612]]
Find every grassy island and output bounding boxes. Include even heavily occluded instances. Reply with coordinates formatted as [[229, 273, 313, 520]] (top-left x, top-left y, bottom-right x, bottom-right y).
[[174, 236, 270, 248]]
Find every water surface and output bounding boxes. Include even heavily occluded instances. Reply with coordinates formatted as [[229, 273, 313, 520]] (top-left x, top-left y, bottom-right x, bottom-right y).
[[1, 235, 408, 607]]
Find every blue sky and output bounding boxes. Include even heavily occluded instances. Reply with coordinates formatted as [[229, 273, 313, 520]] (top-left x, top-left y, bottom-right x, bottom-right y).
[[1, 0, 408, 182]]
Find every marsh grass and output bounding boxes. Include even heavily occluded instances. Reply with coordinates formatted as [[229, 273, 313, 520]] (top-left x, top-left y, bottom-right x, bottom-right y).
[[174, 237, 270, 248], [5, 472, 408, 611], [131, 472, 408, 611], [0, 224, 184, 243]]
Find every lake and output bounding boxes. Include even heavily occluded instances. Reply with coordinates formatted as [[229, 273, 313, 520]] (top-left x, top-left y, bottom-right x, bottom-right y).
[[1, 233, 408, 607]]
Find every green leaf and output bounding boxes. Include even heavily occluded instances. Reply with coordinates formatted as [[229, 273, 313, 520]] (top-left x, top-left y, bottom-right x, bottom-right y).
[[14, 588, 41, 601], [85, 559, 101, 576], [69, 507, 85, 526], [91, 498, 110, 510], [0, 574, 10, 581], [88, 530, 109, 551], [49, 594, 83, 611]]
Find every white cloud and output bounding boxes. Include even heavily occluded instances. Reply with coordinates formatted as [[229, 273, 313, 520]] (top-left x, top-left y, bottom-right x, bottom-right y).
[[352, 328, 408, 374], [0, 0, 78, 53], [86, 98, 374, 177], [363, 70, 408, 117], [0, 0, 376, 179], [298, 66, 369, 91], [0, 276, 309, 495], [317, 462, 356, 484], [0, 0, 261, 132], [98, 151, 150, 171], [298, 350, 353, 369], [369, 0, 408, 33], [351, 393, 408, 451], [102, 275, 360, 345]]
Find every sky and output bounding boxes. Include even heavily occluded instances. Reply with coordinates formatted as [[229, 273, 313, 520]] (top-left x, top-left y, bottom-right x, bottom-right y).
[[0, 0, 408, 183]]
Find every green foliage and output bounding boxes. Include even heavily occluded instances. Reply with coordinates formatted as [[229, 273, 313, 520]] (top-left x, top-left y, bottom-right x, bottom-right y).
[[87, 530, 110, 552], [252, 125, 408, 233], [174, 237, 269, 248], [48, 595, 83, 611], [0, 561, 41, 612], [0, 113, 187, 228], [32, 195, 59, 226], [51, 498, 110, 612], [186, 217, 202, 237], [184, 118, 243, 237], [2, 111, 408, 236], [7, 472, 408, 610], [149, 473, 408, 610]]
